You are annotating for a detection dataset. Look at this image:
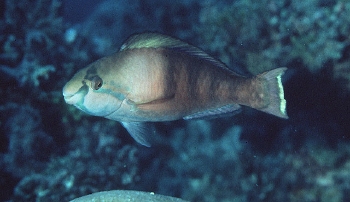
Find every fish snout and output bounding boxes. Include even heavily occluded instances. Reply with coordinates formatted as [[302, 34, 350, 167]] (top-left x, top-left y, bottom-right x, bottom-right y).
[[63, 93, 80, 105], [63, 80, 86, 105], [63, 85, 82, 105]]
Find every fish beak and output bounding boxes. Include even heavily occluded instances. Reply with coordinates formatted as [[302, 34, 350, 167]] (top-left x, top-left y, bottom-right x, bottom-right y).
[[63, 82, 84, 105], [63, 67, 89, 105], [63, 93, 80, 105]]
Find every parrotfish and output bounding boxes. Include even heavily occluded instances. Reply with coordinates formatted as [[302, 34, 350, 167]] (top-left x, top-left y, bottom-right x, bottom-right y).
[[63, 33, 288, 146], [70, 190, 188, 202]]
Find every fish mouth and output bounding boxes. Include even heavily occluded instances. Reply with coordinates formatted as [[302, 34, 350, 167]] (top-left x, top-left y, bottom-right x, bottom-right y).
[[63, 93, 81, 105]]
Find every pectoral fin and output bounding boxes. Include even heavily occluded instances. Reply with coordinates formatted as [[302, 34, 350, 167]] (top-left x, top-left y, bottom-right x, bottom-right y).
[[120, 122, 156, 147]]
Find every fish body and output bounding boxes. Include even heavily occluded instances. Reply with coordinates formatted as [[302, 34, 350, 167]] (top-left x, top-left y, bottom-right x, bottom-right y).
[[63, 33, 288, 146], [70, 190, 189, 202]]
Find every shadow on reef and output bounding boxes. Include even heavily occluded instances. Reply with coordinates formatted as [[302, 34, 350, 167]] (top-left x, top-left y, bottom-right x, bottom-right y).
[[286, 67, 350, 145], [238, 66, 350, 155]]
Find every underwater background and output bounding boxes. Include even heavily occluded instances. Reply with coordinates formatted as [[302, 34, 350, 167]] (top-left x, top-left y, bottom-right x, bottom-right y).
[[1, 0, 350, 201]]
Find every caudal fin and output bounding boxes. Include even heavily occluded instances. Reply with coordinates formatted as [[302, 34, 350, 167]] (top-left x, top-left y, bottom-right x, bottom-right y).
[[257, 67, 288, 119]]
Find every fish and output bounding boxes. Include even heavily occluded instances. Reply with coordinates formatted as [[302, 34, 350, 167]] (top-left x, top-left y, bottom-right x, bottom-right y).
[[63, 32, 288, 147], [70, 190, 189, 202]]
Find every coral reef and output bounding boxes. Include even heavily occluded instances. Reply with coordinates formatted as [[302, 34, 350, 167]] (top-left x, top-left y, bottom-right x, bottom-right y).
[[1, 0, 350, 201], [0, 56, 55, 87], [12, 144, 139, 201], [0, 0, 63, 86], [1, 104, 140, 201], [195, 0, 350, 75], [1, 104, 56, 177]]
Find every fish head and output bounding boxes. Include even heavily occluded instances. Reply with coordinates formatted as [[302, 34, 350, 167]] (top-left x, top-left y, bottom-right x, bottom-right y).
[[63, 61, 126, 118]]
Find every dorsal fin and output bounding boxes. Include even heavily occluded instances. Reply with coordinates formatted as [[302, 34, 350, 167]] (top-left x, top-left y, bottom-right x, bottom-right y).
[[120, 32, 183, 50], [120, 32, 243, 76]]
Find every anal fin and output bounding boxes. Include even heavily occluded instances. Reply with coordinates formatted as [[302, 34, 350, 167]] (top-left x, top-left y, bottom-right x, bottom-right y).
[[183, 104, 241, 120]]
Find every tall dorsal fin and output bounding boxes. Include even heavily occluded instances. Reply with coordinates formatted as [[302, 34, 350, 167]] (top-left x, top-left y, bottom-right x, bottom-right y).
[[120, 32, 243, 76]]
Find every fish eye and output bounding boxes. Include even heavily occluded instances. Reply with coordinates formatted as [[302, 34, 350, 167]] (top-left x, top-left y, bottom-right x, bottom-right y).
[[91, 76, 103, 90]]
